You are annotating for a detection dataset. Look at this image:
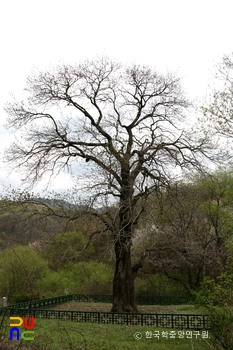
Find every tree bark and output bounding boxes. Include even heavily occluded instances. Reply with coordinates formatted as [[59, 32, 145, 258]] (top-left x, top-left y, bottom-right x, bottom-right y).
[[111, 236, 139, 312], [110, 167, 139, 312]]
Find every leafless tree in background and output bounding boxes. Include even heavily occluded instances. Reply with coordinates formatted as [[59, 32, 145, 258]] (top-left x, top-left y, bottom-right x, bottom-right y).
[[144, 179, 232, 293]]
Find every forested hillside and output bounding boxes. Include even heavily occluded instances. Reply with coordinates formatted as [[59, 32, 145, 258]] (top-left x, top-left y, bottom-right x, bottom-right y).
[[1, 169, 233, 305]]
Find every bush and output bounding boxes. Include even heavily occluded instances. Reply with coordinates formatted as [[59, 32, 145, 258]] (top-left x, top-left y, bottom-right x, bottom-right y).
[[11, 292, 35, 304], [68, 261, 113, 294], [195, 247, 233, 350], [0, 245, 48, 302], [37, 261, 113, 296], [37, 268, 75, 296], [41, 231, 95, 270], [135, 273, 188, 296]]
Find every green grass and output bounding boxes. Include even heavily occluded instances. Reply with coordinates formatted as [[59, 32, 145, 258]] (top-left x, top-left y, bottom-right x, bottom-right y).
[[1, 317, 212, 350], [0, 302, 211, 349], [50, 301, 206, 314]]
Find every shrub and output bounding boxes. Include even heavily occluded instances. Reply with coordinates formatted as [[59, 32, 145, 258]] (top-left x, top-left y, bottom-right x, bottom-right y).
[[0, 245, 48, 302]]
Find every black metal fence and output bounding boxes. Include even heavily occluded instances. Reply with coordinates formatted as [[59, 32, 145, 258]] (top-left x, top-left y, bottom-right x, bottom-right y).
[[2, 308, 210, 329], [3, 294, 195, 310], [0, 294, 210, 329], [7, 294, 73, 310]]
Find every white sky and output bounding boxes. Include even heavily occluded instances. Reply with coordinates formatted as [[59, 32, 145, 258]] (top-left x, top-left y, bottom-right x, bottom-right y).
[[0, 0, 233, 193]]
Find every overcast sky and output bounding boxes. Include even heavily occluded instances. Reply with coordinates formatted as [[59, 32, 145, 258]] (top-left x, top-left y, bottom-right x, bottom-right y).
[[0, 0, 233, 193]]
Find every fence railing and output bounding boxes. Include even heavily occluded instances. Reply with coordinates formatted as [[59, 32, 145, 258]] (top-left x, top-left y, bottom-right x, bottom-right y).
[[1, 294, 195, 310], [0, 294, 210, 329], [1, 308, 210, 329], [6, 294, 74, 310]]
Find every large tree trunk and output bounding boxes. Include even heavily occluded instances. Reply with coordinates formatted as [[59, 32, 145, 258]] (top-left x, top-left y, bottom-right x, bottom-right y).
[[110, 167, 140, 312], [110, 235, 139, 313]]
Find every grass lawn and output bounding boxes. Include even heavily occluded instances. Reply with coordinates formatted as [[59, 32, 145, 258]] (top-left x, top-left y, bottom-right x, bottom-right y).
[[0, 301, 211, 349], [49, 301, 206, 314], [1, 317, 212, 350]]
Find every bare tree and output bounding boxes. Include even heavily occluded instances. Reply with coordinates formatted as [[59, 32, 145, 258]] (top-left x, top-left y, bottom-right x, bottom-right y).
[[201, 52, 233, 166], [4, 57, 210, 312], [144, 177, 233, 293]]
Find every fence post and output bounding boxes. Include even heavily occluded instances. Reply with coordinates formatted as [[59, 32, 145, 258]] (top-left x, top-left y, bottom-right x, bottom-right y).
[[2, 297, 7, 308]]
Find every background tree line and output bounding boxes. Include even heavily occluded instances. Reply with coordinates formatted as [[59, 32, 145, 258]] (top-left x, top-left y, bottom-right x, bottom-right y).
[[1, 169, 233, 304]]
